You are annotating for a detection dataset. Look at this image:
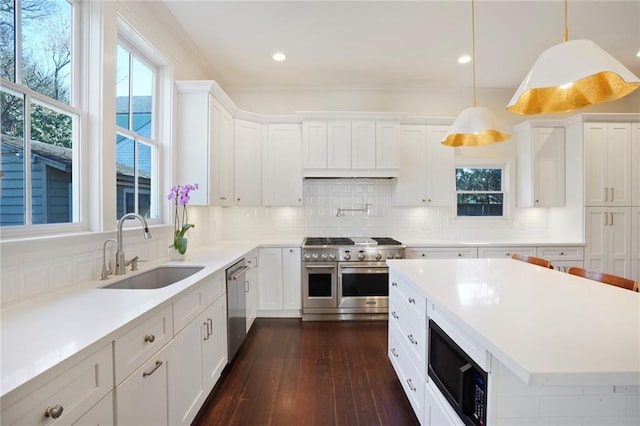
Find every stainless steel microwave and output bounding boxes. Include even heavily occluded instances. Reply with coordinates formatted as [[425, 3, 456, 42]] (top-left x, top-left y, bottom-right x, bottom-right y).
[[428, 319, 488, 426]]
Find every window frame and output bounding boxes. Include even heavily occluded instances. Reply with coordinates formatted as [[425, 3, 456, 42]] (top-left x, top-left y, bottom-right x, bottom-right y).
[[0, 0, 84, 237], [454, 163, 508, 220]]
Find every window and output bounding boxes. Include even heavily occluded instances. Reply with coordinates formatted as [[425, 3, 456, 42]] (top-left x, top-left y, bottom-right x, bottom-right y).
[[455, 167, 505, 217], [1, 0, 80, 228], [115, 41, 158, 221]]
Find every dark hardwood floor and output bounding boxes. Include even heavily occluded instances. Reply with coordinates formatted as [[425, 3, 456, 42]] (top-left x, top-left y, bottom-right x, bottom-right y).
[[193, 318, 420, 426]]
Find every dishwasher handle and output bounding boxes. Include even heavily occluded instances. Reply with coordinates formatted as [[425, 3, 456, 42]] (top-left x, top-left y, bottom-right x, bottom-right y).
[[228, 265, 251, 281]]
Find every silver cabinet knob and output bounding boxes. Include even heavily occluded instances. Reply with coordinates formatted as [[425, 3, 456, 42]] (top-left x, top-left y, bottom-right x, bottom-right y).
[[44, 404, 63, 419]]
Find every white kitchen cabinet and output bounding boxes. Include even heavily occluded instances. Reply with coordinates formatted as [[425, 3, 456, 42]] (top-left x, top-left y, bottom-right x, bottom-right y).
[[263, 124, 303, 206], [632, 124, 640, 206], [585, 207, 632, 278], [351, 120, 376, 169], [245, 250, 259, 331], [375, 120, 400, 169], [477, 246, 537, 259], [394, 125, 453, 206], [406, 247, 477, 259], [584, 123, 632, 207], [328, 120, 351, 168], [176, 81, 233, 206], [515, 123, 565, 207], [116, 343, 172, 426], [73, 392, 113, 425], [1, 343, 113, 425], [424, 381, 464, 426], [258, 247, 301, 316], [633, 208, 640, 281], [537, 246, 584, 273], [302, 121, 328, 169], [233, 119, 262, 206]]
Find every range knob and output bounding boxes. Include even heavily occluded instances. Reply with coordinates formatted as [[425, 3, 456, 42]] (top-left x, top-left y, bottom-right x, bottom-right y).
[[387, 253, 394, 259], [375, 253, 382, 260], [328, 253, 336, 261], [311, 253, 319, 260], [358, 253, 366, 261], [321, 253, 328, 260], [303, 253, 311, 261], [343, 253, 351, 261], [394, 253, 403, 259]]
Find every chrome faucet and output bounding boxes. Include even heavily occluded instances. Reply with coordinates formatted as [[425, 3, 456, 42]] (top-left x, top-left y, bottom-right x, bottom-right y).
[[115, 213, 152, 275]]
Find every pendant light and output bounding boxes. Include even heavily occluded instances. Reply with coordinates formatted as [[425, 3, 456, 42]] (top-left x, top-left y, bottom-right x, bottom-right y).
[[442, 0, 511, 147], [507, 0, 640, 115]]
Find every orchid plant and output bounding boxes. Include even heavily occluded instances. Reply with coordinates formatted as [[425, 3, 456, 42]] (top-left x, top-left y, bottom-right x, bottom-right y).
[[168, 183, 198, 254]]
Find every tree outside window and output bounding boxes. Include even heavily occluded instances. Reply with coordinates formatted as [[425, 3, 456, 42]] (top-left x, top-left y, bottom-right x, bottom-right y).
[[456, 167, 504, 217]]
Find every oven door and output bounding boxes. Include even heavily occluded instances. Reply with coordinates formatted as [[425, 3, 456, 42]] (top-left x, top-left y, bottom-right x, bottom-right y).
[[338, 262, 389, 310], [302, 262, 338, 309]]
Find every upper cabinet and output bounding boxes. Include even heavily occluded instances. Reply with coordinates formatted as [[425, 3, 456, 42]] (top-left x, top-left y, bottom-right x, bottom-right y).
[[515, 122, 565, 207], [264, 124, 303, 206], [301, 114, 401, 177], [176, 81, 233, 206], [632, 124, 640, 207], [584, 122, 632, 207], [233, 119, 262, 206], [394, 124, 453, 206]]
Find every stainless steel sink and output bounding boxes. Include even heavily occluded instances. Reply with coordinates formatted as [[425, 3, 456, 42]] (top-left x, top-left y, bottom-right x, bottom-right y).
[[100, 266, 204, 290]]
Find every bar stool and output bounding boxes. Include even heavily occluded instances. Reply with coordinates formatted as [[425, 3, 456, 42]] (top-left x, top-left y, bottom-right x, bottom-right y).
[[511, 253, 553, 269], [567, 267, 639, 292]]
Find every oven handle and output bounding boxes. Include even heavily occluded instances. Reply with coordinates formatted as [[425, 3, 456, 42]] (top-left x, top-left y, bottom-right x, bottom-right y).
[[304, 265, 336, 269], [339, 264, 389, 269]]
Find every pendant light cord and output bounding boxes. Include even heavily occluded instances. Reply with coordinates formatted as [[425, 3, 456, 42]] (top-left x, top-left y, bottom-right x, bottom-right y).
[[563, 0, 569, 42], [471, 0, 477, 107]]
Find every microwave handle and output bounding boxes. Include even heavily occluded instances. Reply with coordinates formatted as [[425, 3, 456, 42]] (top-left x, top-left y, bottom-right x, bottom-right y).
[[458, 363, 473, 406]]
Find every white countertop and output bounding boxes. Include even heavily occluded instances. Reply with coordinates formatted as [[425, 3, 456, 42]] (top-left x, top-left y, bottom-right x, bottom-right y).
[[0, 240, 264, 398], [401, 239, 584, 247], [387, 258, 640, 386]]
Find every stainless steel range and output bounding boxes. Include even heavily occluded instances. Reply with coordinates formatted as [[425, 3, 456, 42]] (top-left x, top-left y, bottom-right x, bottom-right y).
[[301, 237, 405, 321]]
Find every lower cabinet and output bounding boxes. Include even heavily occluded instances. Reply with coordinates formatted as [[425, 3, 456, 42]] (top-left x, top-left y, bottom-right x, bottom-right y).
[[585, 206, 632, 278], [406, 247, 477, 259], [258, 247, 301, 316], [424, 381, 464, 426], [116, 343, 172, 426], [172, 294, 228, 426], [74, 392, 113, 425], [246, 250, 259, 331], [633, 207, 640, 281], [477, 246, 537, 258]]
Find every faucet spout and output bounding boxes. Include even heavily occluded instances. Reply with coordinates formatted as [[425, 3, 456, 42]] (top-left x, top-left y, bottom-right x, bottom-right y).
[[115, 213, 152, 275]]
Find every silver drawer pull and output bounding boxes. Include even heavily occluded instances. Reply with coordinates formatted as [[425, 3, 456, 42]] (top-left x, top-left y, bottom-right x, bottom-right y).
[[143, 360, 163, 377], [408, 297, 415, 304], [408, 334, 418, 345], [144, 334, 155, 343], [391, 311, 399, 319], [391, 348, 398, 358], [44, 404, 63, 419], [407, 378, 417, 392], [204, 322, 210, 340], [391, 281, 397, 287]]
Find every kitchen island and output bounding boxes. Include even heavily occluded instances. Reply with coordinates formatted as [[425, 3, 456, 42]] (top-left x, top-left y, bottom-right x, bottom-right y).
[[387, 258, 640, 425]]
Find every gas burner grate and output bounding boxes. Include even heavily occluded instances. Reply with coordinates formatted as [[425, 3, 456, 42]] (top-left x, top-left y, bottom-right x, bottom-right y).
[[304, 237, 354, 246], [371, 237, 402, 246]]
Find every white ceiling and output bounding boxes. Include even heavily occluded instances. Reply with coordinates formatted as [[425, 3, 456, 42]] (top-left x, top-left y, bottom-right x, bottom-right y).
[[162, 0, 640, 92]]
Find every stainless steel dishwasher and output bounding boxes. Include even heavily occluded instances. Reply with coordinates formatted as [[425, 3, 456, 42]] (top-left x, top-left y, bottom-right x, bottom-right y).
[[226, 259, 250, 361]]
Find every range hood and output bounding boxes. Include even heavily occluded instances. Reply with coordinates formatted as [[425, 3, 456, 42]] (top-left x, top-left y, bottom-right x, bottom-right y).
[[303, 168, 399, 179]]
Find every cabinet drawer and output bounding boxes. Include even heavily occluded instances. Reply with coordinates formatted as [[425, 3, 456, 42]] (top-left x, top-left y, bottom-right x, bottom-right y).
[[477, 246, 536, 258], [201, 271, 225, 307], [389, 297, 426, 371], [407, 247, 477, 259], [389, 272, 426, 322], [551, 260, 584, 273], [173, 285, 203, 335], [537, 246, 584, 261], [1, 343, 112, 425], [114, 304, 173, 384], [389, 324, 425, 420]]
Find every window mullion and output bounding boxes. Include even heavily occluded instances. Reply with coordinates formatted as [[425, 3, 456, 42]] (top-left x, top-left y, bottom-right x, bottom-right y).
[[23, 92, 32, 225], [14, 0, 22, 84], [128, 51, 133, 132], [133, 138, 139, 213]]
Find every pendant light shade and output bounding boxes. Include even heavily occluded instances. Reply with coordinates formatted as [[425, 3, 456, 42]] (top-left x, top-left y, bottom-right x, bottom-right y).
[[442, 0, 511, 147], [442, 106, 511, 147], [507, 1, 640, 115]]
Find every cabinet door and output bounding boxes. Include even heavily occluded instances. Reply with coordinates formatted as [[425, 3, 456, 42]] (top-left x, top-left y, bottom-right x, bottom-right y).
[[258, 248, 284, 310], [116, 344, 171, 426], [234, 119, 262, 206], [584, 207, 608, 273], [633, 124, 640, 207], [633, 207, 640, 281], [73, 392, 113, 425], [606, 123, 632, 206], [424, 125, 454, 206], [376, 121, 399, 169], [246, 252, 259, 331], [211, 98, 234, 206], [607, 207, 632, 278], [302, 121, 327, 169], [532, 127, 565, 206], [477, 246, 537, 258], [407, 247, 477, 259], [202, 296, 228, 391], [264, 124, 303, 206], [351, 120, 376, 169], [394, 125, 427, 206], [584, 124, 609, 206], [282, 247, 302, 311], [327, 120, 351, 168], [172, 316, 205, 426]]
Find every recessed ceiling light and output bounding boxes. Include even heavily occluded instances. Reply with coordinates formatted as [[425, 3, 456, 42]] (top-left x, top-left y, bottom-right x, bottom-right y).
[[457, 55, 472, 64], [272, 52, 286, 62], [636, 50, 640, 57]]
